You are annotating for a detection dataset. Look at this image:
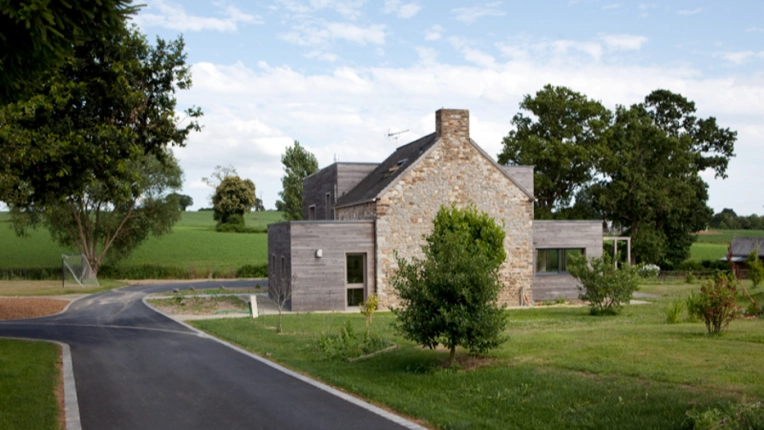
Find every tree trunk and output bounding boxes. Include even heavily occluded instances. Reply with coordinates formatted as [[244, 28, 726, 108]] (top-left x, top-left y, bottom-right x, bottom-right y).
[[277, 309, 283, 334], [449, 346, 456, 367]]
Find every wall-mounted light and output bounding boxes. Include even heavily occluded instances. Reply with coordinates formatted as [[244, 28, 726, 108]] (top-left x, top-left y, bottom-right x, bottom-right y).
[[315, 249, 323, 258]]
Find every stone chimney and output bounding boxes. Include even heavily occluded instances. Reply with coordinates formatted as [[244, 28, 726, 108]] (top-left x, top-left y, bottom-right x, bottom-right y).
[[435, 109, 469, 140]]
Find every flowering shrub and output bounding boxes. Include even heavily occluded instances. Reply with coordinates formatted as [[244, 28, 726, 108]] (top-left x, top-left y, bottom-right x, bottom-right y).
[[688, 272, 740, 334], [637, 264, 661, 279]]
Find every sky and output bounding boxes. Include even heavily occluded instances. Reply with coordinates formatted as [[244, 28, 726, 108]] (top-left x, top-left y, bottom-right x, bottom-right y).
[[131, 0, 764, 215]]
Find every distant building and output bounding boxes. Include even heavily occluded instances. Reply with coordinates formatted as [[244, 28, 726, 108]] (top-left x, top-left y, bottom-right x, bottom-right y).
[[725, 236, 764, 276], [268, 109, 603, 311]]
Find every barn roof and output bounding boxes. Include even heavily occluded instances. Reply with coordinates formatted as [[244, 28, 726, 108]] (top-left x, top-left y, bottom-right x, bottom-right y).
[[729, 236, 764, 257]]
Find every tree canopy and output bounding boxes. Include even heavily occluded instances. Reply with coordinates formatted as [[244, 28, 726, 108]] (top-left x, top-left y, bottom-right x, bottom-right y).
[[277, 141, 318, 220], [0, 0, 136, 104], [212, 176, 256, 226], [497, 85, 611, 219], [391, 204, 508, 367], [1, 22, 202, 272], [498, 86, 736, 267]]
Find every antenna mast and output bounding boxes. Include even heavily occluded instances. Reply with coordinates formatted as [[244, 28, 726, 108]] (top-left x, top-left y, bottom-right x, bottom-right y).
[[387, 128, 409, 140]]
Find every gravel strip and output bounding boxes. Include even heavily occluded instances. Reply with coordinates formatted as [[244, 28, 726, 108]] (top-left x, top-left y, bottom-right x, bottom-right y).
[[0, 298, 69, 320]]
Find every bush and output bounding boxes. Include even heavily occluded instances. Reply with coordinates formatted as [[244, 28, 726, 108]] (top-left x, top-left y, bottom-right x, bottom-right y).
[[700, 259, 730, 271], [568, 253, 640, 315], [688, 272, 740, 334], [747, 251, 763, 288], [391, 204, 508, 367], [638, 264, 661, 279], [684, 401, 764, 430], [663, 299, 684, 324], [235, 264, 268, 278], [685, 292, 703, 323], [316, 320, 392, 360]]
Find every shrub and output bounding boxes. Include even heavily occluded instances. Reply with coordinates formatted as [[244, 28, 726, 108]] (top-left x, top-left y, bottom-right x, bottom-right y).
[[316, 320, 392, 360], [688, 272, 740, 334], [359, 294, 379, 329], [235, 264, 268, 278], [663, 299, 684, 324], [685, 292, 703, 323], [684, 401, 764, 430], [686, 272, 696, 283], [637, 264, 661, 279], [747, 250, 763, 288], [568, 253, 640, 316], [391, 204, 508, 367]]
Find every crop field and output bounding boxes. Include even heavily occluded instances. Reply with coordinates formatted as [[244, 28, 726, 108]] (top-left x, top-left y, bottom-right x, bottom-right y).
[[0, 211, 284, 274], [194, 280, 764, 430]]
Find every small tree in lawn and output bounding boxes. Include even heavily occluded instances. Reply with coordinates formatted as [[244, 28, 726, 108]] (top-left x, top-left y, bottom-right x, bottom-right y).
[[687, 272, 739, 334], [747, 248, 763, 288], [567, 253, 639, 315], [269, 273, 296, 334], [391, 204, 508, 368]]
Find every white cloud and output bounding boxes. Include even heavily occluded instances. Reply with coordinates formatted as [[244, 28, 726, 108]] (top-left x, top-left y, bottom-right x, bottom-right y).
[[715, 51, 756, 65], [425, 25, 445, 41], [601, 34, 648, 51], [603, 3, 620, 9], [747, 27, 764, 33], [282, 22, 386, 46], [451, 2, 506, 24], [678, 7, 703, 15], [276, 0, 366, 19], [306, 50, 339, 62], [135, 0, 261, 32], [415, 47, 439, 65], [383, 0, 422, 18], [550, 40, 603, 60]]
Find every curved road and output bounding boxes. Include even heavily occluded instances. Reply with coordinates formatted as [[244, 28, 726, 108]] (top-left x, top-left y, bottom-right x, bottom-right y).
[[0, 281, 419, 430]]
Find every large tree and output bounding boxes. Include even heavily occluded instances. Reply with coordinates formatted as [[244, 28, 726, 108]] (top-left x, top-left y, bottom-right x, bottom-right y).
[[0, 0, 136, 104], [594, 90, 735, 266], [1, 23, 202, 271], [212, 176, 256, 226], [277, 141, 318, 220], [391, 204, 508, 367], [497, 85, 611, 219], [12, 151, 183, 274]]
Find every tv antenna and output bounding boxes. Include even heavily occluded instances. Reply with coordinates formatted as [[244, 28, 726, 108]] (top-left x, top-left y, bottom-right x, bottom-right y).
[[387, 128, 409, 140]]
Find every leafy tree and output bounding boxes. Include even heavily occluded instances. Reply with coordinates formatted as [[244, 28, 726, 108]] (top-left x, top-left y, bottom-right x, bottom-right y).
[[567, 253, 639, 315], [497, 85, 611, 219], [254, 197, 265, 212], [594, 93, 727, 266], [2, 24, 201, 272], [687, 272, 739, 334], [390, 204, 508, 367], [1, 24, 201, 211], [277, 141, 318, 220], [169, 193, 193, 211], [212, 176, 256, 227], [0, 0, 136, 104], [11, 151, 182, 275]]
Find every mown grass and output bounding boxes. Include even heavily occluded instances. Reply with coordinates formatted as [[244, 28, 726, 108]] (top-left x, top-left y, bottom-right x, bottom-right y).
[[0, 279, 127, 296], [0, 339, 60, 430], [0, 211, 283, 274], [193, 289, 764, 430], [693, 229, 764, 244]]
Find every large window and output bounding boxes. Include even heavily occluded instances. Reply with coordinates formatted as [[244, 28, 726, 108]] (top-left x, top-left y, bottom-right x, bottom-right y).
[[346, 254, 366, 307], [536, 249, 583, 274]]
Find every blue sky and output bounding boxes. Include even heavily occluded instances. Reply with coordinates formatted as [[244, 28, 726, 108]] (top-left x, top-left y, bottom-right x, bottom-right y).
[[132, 0, 764, 215]]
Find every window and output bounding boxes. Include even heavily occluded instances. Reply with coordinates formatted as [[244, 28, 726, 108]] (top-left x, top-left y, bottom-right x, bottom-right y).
[[308, 205, 316, 220], [346, 253, 366, 307], [325, 193, 331, 219], [280, 256, 286, 278], [536, 249, 584, 274]]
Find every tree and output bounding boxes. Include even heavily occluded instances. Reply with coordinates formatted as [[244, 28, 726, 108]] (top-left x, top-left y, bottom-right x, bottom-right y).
[[747, 249, 763, 288], [594, 91, 733, 266], [277, 141, 318, 220], [11, 151, 183, 275], [390, 204, 508, 367], [169, 193, 193, 211], [0, 0, 136, 104], [212, 176, 256, 226], [567, 253, 639, 315], [1, 24, 201, 211], [497, 85, 611, 219]]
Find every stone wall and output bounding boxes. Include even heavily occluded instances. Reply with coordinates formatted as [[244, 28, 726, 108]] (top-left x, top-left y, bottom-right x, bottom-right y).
[[335, 201, 377, 220], [374, 109, 534, 308]]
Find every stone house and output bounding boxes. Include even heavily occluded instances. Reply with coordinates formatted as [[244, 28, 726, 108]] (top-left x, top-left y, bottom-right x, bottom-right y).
[[268, 109, 603, 311]]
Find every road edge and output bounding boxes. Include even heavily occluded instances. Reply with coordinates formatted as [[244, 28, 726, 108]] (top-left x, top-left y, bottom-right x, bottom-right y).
[[142, 296, 426, 430]]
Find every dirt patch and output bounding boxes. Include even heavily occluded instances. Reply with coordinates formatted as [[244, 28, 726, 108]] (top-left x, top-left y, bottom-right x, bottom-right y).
[[695, 230, 722, 235], [147, 296, 249, 316], [0, 298, 69, 320]]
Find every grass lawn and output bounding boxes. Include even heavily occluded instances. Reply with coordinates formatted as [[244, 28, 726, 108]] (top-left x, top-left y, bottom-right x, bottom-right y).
[[689, 243, 729, 262], [0, 211, 284, 273], [693, 229, 764, 244], [0, 279, 127, 296], [0, 339, 61, 430], [193, 285, 764, 430]]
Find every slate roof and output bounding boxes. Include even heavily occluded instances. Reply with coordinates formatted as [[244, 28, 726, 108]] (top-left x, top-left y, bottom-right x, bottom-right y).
[[335, 133, 438, 208], [729, 237, 764, 258]]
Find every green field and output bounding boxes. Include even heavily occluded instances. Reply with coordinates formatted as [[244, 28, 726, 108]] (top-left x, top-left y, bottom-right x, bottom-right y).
[[689, 230, 764, 262], [0, 211, 284, 272], [193, 284, 764, 430], [0, 339, 60, 430]]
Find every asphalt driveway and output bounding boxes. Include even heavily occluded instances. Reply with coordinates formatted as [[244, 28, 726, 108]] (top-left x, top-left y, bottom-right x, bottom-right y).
[[0, 281, 420, 430]]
